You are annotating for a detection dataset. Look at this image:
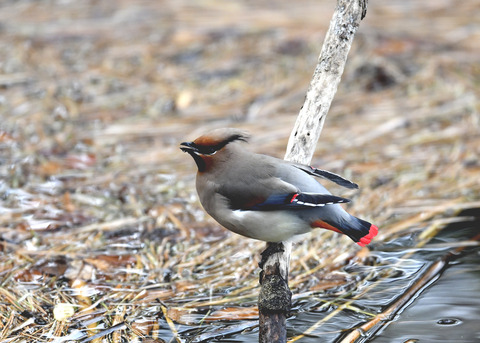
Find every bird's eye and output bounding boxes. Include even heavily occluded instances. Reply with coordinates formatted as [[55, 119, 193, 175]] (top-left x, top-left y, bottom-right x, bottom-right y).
[[198, 146, 218, 155]]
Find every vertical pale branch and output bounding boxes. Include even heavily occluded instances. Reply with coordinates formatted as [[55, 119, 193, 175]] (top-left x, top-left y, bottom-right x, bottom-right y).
[[258, 1, 368, 342], [285, 0, 368, 164]]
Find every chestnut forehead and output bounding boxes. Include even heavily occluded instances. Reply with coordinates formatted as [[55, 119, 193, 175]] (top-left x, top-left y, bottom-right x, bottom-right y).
[[194, 135, 225, 147]]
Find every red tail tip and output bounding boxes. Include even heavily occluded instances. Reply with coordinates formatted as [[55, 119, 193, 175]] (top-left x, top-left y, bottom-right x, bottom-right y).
[[357, 224, 379, 247]]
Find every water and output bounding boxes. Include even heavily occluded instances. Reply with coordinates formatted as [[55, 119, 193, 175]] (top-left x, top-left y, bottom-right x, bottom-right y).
[[371, 250, 480, 343], [285, 208, 480, 343]]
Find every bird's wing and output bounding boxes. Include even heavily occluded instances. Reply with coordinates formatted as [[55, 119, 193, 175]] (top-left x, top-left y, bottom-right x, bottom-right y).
[[216, 154, 352, 211], [218, 171, 350, 211], [293, 164, 359, 189]]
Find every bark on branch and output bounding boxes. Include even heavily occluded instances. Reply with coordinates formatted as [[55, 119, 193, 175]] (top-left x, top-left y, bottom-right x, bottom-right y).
[[285, 0, 368, 164], [258, 1, 368, 342]]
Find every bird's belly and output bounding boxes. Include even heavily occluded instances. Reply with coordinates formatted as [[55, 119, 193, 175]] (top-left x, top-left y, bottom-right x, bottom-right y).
[[219, 210, 311, 242]]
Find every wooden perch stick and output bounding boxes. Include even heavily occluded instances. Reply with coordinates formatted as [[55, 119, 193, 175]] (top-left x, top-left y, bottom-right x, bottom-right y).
[[258, 1, 368, 342], [285, 0, 368, 164]]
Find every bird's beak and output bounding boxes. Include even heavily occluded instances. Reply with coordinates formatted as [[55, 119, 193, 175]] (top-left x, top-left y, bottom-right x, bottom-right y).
[[180, 141, 198, 153]]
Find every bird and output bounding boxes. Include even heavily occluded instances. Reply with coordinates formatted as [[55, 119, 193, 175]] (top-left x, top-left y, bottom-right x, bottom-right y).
[[180, 128, 378, 246]]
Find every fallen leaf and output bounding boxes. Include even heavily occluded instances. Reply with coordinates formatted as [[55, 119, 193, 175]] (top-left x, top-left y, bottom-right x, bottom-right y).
[[53, 303, 76, 321]]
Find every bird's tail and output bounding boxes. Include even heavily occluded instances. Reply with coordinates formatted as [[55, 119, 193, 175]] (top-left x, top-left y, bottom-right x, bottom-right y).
[[312, 215, 378, 247]]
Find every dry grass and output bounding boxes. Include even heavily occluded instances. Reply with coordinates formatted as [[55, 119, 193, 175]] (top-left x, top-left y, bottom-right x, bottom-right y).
[[0, 0, 479, 342]]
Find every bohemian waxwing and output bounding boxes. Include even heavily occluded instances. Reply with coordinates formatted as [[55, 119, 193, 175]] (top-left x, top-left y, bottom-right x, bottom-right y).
[[180, 128, 378, 246]]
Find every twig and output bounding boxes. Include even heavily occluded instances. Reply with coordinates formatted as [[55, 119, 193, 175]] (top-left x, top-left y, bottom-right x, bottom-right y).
[[258, 1, 369, 342]]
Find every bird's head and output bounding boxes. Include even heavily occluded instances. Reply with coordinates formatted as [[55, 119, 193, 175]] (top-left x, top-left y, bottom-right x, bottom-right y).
[[180, 128, 250, 172]]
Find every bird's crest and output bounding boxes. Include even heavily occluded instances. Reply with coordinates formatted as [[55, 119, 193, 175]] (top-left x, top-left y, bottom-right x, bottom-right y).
[[194, 128, 249, 150], [181, 128, 249, 156]]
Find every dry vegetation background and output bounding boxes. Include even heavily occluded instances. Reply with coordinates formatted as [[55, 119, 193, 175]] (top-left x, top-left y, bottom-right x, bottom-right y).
[[0, 0, 479, 342]]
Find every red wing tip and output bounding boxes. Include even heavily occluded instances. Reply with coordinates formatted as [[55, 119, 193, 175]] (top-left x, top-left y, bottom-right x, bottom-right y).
[[290, 193, 299, 203], [357, 224, 379, 247]]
